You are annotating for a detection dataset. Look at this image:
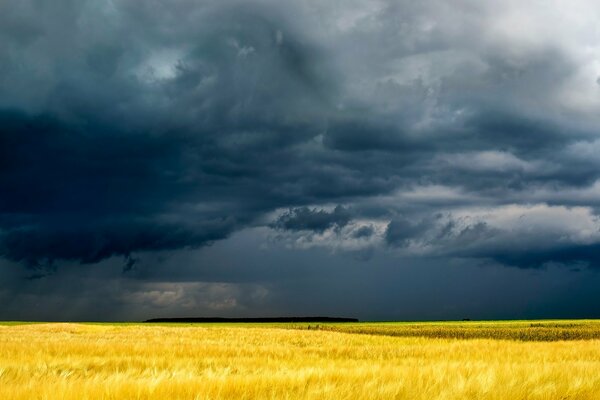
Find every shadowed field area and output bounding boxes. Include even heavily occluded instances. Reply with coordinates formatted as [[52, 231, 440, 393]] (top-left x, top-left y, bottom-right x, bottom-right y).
[[1, 322, 600, 399], [315, 320, 600, 341]]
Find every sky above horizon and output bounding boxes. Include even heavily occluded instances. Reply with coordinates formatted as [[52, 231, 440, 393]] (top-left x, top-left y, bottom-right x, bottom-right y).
[[2, 0, 600, 321]]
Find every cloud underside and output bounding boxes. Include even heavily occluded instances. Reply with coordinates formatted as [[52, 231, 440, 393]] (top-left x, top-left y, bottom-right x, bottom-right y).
[[2, 0, 600, 271]]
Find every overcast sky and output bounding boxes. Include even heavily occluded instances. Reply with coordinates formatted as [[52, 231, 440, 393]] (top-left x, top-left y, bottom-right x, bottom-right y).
[[2, 0, 600, 321]]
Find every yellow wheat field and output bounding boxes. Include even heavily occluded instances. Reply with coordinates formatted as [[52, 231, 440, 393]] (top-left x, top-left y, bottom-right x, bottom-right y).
[[1, 322, 600, 399]]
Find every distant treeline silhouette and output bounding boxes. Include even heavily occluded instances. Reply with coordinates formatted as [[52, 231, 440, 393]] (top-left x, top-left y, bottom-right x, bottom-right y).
[[145, 317, 359, 323]]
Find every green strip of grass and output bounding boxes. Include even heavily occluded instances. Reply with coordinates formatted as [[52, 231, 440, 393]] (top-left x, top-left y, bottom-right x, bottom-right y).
[[311, 320, 600, 341]]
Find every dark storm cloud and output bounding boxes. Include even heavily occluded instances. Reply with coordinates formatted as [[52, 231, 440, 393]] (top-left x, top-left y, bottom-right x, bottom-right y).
[[2, 0, 600, 279], [272, 206, 351, 233], [481, 243, 600, 270], [385, 217, 432, 248], [0, 110, 242, 267], [351, 225, 375, 239], [4, 230, 600, 321], [0, 0, 339, 266], [324, 117, 426, 153], [447, 224, 600, 270], [381, 208, 600, 270]]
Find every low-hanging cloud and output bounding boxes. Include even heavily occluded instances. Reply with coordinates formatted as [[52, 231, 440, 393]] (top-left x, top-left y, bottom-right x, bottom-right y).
[[272, 206, 352, 233]]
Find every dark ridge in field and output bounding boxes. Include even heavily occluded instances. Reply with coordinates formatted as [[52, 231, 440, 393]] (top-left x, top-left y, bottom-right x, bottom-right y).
[[318, 321, 600, 341], [144, 317, 359, 323]]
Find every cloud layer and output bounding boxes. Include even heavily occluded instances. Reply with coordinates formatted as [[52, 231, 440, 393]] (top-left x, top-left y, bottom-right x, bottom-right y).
[[2, 0, 600, 280]]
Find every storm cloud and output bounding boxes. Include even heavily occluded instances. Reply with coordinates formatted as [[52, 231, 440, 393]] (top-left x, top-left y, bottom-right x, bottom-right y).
[[272, 206, 351, 233], [2, 0, 600, 319]]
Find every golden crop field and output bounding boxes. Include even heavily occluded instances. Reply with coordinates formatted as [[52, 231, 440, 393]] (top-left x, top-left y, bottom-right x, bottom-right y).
[[1, 321, 600, 399]]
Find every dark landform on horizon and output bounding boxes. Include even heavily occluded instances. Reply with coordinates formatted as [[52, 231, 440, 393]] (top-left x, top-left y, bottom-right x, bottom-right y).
[[145, 317, 359, 323]]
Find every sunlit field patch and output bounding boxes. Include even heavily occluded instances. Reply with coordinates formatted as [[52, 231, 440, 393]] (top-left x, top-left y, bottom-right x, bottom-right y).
[[1, 321, 599, 399]]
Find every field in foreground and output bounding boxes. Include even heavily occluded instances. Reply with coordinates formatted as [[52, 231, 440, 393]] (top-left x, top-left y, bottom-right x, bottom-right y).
[[1, 321, 600, 399]]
